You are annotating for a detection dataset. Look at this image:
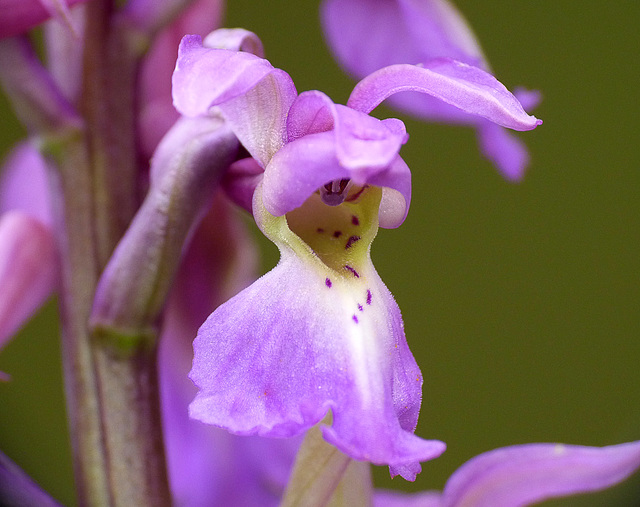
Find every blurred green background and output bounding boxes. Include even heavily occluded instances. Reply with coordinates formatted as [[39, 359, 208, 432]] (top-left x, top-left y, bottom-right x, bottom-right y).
[[1, 1, 639, 505]]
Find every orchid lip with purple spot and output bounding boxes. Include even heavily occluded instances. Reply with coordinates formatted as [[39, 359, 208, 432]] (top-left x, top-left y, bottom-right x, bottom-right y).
[[344, 265, 360, 278], [345, 235, 361, 249]]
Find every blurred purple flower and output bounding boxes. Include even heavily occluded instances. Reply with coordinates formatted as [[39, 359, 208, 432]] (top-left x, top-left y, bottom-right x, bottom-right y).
[[0, 2, 294, 503], [136, 0, 225, 158], [375, 441, 640, 507], [0, 144, 58, 363], [321, 0, 542, 180], [0, 0, 224, 368], [0, 0, 87, 38], [172, 32, 539, 480]]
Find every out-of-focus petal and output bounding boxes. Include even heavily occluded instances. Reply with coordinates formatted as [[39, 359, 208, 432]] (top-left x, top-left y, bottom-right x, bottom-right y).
[[0, 0, 86, 38], [321, 0, 486, 78], [375, 489, 441, 507], [0, 211, 58, 351], [172, 34, 297, 167], [441, 441, 640, 507], [0, 38, 80, 134], [122, 0, 223, 36], [348, 60, 541, 131], [0, 142, 53, 225], [136, 0, 224, 158], [475, 122, 529, 181], [44, 6, 85, 103], [0, 449, 63, 506], [190, 186, 444, 479]]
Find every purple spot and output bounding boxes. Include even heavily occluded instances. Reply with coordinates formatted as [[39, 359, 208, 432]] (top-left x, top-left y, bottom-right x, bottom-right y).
[[333, 230, 343, 238], [366, 289, 372, 305], [325, 278, 332, 288], [358, 304, 363, 311], [351, 215, 360, 226], [344, 265, 360, 278], [345, 235, 361, 249], [317, 227, 325, 233], [345, 185, 367, 203], [352, 315, 359, 324]]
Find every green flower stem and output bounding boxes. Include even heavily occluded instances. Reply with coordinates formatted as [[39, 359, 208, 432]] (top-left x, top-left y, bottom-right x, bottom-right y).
[[51, 133, 172, 506], [280, 421, 373, 507], [54, 162, 170, 506], [326, 460, 373, 507], [46, 136, 112, 506], [81, 0, 139, 268], [44, 1, 171, 504]]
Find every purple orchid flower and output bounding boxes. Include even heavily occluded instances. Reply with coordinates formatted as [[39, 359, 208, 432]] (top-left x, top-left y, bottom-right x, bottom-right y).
[[375, 441, 640, 507], [172, 31, 540, 480], [321, 0, 541, 180]]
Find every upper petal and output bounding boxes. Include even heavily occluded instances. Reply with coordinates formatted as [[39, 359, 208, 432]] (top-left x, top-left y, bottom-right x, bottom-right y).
[[262, 130, 411, 227], [172, 34, 297, 167], [287, 91, 408, 171], [322, 0, 541, 178], [441, 441, 640, 507], [352, 82, 541, 180], [348, 60, 541, 131]]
